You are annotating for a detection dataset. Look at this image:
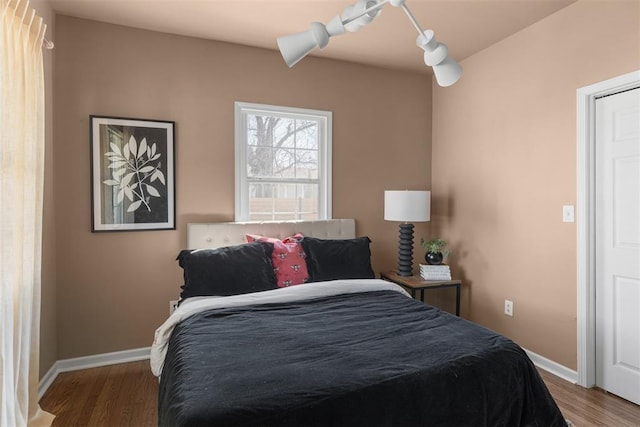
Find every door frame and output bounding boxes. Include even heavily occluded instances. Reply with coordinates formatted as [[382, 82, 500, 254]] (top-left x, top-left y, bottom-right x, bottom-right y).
[[576, 70, 640, 388]]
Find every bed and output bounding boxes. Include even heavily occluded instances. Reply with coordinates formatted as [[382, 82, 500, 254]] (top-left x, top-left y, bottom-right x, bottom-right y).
[[151, 219, 567, 427]]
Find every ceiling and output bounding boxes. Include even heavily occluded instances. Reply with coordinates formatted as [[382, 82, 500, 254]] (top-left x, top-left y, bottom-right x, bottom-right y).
[[48, 0, 576, 73]]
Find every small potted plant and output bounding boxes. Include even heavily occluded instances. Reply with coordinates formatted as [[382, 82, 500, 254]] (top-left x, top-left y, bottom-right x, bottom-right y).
[[420, 238, 450, 265]]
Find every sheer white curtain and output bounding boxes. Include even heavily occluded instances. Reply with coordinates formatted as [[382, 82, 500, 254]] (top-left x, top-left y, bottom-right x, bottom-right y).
[[0, 0, 54, 425]]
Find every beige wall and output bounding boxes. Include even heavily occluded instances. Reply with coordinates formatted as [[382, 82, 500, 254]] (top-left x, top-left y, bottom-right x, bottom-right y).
[[54, 16, 432, 359], [431, 0, 640, 369], [30, 0, 57, 378]]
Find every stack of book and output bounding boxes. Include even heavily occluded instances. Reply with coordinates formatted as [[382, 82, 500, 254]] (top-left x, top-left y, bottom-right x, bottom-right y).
[[419, 264, 451, 280]]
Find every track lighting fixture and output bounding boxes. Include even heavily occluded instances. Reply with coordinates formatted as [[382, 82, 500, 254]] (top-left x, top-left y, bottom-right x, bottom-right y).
[[276, 0, 462, 87]]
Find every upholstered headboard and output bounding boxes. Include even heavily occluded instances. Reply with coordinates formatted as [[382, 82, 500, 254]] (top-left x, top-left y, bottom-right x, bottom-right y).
[[187, 219, 356, 249]]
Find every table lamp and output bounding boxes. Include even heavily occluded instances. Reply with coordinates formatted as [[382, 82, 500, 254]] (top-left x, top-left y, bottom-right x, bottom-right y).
[[384, 190, 431, 276]]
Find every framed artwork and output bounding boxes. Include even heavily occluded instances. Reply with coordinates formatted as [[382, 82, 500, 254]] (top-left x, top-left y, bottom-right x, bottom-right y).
[[90, 116, 175, 232]]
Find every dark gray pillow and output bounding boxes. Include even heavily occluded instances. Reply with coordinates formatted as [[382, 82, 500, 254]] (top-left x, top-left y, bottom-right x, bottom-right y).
[[177, 242, 276, 299], [301, 236, 375, 282]]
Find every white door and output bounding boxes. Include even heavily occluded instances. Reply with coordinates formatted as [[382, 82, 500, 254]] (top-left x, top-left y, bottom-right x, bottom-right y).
[[595, 87, 640, 404]]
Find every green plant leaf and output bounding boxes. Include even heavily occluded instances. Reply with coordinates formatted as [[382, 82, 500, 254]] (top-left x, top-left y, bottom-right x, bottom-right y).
[[421, 238, 447, 253]]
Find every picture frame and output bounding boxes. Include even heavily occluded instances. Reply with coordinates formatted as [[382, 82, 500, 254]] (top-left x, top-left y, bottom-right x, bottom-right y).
[[90, 115, 175, 232]]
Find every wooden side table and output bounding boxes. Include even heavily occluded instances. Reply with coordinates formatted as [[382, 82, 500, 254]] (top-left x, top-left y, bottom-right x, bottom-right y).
[[380, 271, 462, 316]]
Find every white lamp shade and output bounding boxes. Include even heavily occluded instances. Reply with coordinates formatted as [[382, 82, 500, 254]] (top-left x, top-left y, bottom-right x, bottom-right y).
[[277, 22, 330, 68], [432, 57, 463, 87], [384, 190, 431, 222]]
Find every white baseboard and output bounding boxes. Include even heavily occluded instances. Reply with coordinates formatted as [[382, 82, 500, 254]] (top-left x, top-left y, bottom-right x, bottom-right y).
[[524, 348, 578, 384], [39, 345, 577, 399], [38, 346, 151, 399], [38, 363, 60, 400]]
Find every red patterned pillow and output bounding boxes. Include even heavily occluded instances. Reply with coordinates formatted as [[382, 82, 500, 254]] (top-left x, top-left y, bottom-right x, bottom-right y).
[[245, 233, 309, 288]]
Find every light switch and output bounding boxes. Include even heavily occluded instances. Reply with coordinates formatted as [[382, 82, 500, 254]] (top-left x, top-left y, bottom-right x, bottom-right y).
[[563, 205, 575, 223]]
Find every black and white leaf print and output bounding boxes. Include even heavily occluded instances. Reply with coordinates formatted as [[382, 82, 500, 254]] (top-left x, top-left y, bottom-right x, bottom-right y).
[[103, 135, 166, 213]]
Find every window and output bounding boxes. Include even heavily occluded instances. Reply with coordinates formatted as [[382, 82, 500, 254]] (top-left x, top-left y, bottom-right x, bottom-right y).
[[235, 102, 332, 221]]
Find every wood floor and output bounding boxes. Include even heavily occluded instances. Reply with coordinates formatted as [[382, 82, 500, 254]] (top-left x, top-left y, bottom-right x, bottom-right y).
[[538, 369, 640, 427], [40, 360, 640, 426], [40, 361, 158, 426]]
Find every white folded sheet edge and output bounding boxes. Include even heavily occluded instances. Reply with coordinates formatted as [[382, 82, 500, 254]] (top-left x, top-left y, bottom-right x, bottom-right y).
[[150, 279, 409, 377]]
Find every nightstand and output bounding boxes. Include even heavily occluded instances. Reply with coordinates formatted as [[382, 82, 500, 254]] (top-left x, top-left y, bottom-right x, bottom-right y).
[[380, 271, 462, 316]]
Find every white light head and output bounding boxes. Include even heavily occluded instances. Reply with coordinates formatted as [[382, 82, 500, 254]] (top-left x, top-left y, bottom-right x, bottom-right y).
[[432, 57, 463, 87], [277, 21, 336, 68], [416, 30, 462, 86]]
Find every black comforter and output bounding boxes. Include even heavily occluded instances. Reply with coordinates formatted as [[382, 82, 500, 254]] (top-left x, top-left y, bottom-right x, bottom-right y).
[[158, 290, 566, 427]]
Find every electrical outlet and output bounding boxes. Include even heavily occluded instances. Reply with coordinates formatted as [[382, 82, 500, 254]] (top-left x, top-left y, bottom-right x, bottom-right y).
[[504, 299, 514, 317], [169, 300, 179, 315]]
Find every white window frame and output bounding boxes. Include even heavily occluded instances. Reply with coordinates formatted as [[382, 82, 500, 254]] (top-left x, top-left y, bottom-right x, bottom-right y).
[[234, 102, 332, 222]]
